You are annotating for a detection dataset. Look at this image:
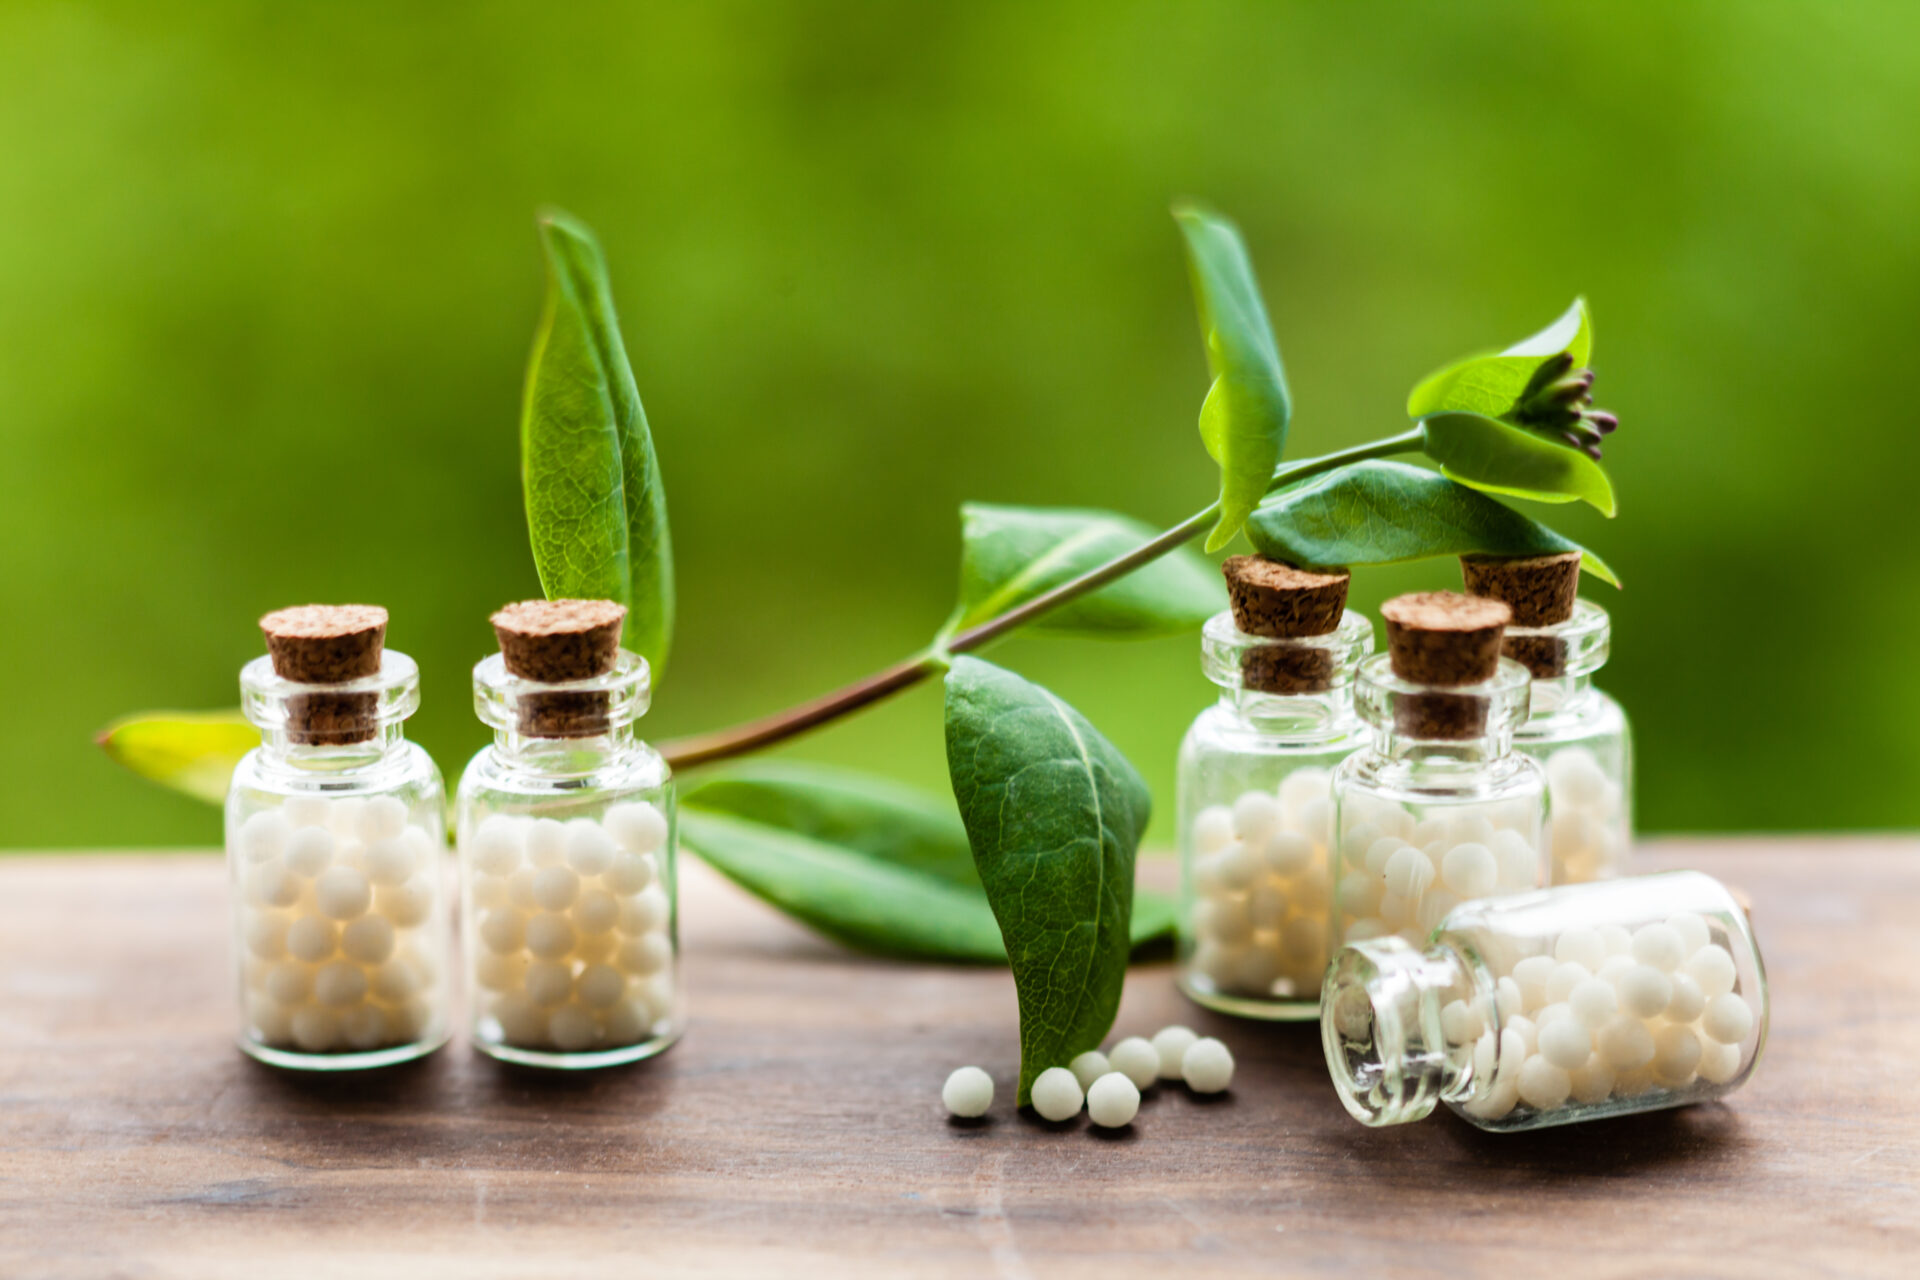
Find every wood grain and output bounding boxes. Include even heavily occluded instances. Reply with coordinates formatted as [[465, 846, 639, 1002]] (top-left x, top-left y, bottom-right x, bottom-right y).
[[2, 840, 1916, 1278]]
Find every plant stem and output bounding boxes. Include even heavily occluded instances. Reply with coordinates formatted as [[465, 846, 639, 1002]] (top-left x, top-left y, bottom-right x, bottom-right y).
[[659, 430, 1423, 769]]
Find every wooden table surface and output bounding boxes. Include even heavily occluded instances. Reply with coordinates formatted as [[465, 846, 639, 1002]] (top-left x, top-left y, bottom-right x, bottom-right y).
[[2, 839, 1916, 1279]]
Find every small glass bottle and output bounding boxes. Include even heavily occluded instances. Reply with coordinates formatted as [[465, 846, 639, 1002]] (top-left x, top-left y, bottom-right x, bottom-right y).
[[456, 600, 680, 1068], [1331, 593, 1548, 952], [226, 605, 451, 1069], [1322, 870, 1767, 1130], [1177, 559, 1373, 1018], [1462, 554, 1632, 883]]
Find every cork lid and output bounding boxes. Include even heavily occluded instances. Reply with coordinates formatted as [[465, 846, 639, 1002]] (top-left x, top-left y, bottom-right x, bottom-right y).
[[490, 599, 627, 682], [1221, 556, 1351, 638], [1380, 592, 1511, 687], [1461, 552, 1582, 627], [259, 605, 388, 683]]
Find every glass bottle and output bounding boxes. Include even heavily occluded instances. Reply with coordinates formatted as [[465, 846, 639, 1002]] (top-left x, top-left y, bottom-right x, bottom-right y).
[[1508, 600, 1633, 883], [1321, 870, 1767, 1130], [456, 642, 680, 1068], [1331, 654, 1547, 951], [1177, 607, 1373, 1017], [226, 637, 450, 1069]]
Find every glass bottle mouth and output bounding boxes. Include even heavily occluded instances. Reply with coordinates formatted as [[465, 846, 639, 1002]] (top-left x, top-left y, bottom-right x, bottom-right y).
[[472, 650, 651, 738], [1321, 935, 1477, 1127], [1504, 599, 1610, 682], [1202, 609, 1374, 698], [240, 649, 420, 744], [1354, 653, 1533, 743]]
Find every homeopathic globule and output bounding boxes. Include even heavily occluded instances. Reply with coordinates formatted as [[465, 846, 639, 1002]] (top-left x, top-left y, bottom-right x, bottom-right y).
[[225, 604, 452, 1069], [456, 599, 682, 1068]]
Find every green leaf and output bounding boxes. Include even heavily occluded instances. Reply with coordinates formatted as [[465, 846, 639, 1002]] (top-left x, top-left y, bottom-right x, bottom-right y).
[[948, 503, 1224, 639], [681, 761, 1175, 964], [1422, 411, 1617, 516], [944, 656, 1152, 1103], [1406, 298, 1591, 418], [1246, 460, 1620, 587], [1174, 204, 1291, 554], [523, 209, 675, 678], [97, 710, 256, 805]]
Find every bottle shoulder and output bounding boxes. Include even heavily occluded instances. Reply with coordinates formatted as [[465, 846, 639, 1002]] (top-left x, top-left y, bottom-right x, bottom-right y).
[[457, 741, 672, 804], [230, 739, 442, 799], [1182, 702, 1366, 758], [1518, 684, 1628, 746]]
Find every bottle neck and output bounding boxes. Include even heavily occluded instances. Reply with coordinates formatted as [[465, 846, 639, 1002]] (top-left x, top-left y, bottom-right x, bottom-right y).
[[1216, 685, 1357, 739], [1322, 935, 1488, 1126], [1200, 607, 1375, 741], [256, 722, 412, 775], [241, 651, 420, 779], [490, 723, 640, 777], [1354, 652, 1533, 763]]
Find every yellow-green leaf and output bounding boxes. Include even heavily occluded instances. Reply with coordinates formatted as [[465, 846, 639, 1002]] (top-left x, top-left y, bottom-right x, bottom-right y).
[[1174, 204, 1291, 554], [97, 710, 256, 805], [1407, 298, 1591, 419], [1422, 411, 1617, 516]]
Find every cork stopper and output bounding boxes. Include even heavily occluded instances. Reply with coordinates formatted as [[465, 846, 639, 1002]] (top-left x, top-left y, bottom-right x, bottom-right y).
[[258, 605, 389, 746], [489, 599, 627, 738], [1380, 592, 1511, 686], [1460, 552, 1581, 627], [1241, 643, 1334, 696], [1380, 592, 1513, 741], [1222, 556, 1350, 638]]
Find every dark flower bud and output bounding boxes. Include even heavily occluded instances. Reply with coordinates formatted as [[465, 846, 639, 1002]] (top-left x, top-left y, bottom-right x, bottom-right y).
[[1507, 359, 1619, 459]]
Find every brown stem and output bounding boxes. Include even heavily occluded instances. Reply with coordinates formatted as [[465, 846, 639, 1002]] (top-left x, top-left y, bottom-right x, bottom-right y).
[[659, 431, 1423, 770]]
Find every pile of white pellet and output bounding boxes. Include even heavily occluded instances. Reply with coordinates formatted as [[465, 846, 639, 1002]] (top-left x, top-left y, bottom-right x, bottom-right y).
[[1187, 769, 1336, 1000], [1335, 795, 1543, 946], [233, 796, 441, 1054], [942, 1026, 1236, 1127], [1534, 745, 1628, 883], [464, 802, 675, 1054], [1445, 913, 1757, 1121]]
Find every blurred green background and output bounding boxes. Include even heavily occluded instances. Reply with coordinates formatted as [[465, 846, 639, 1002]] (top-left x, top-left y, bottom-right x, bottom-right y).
[[4, 1, 1915, 849]]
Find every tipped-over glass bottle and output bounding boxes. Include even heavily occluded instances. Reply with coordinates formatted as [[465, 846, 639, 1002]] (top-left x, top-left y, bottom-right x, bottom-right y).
[[1331, 593, 1548, 952], [225, 605, 450, 1069], [1322, 870, 1767, 1130], [1462, 553, 1632, 883], [1177, 567, 1374, 1017], [456, 600, 680, 1068]]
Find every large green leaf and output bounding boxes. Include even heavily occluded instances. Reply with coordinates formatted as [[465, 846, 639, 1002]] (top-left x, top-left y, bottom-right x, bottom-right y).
[[944, 656, 1151, 1103], [1174, 205, 1291, 554], [523, 210, 675, 678], [1421, 411, 1617, 516], [681, 762, 1175, 965], [1246, 460, 1619, 586], [97, 710, 256, 805], [948, 503, 1224, 638], [1406, 298, 1591, 419]]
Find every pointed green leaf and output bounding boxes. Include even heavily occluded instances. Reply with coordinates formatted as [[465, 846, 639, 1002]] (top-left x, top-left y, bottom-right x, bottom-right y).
[[944, 657, 1151, 1103], [1174, 205, 1291, 553], [523, 210, 675, 678], [97, 710, 256, 805], [1406, 298, 1591, 418], [1246, 461, 1619, 586], [1422, 411, 1617, 516], [681, 762, 1175, 964], [949, 504, 1224, 639]]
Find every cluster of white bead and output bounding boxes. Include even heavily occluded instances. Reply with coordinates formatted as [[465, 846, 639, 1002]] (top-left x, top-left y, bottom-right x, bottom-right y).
[[1452, 913, 1758, 1122], [465, 801, 674, 1055], [1186, 769, 1335, 1002], [1335, 796, 1543, 946], [945, 1026, 1236, 1128], [233, 796, 442, 1054], [1535, 746, 1628, 883]]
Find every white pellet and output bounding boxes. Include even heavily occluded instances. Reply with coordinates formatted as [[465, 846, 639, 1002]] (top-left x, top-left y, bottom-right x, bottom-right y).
[[525, 960, 574, 1007], [565, 818, 617, 876], [238, 810, 293, 863], [1698, 1038, 1743, 1084], [1512, 955, 1555, 1010], [549, 1004, 599, 1052], [1665, 973, 1707, 1024], [525, 912, 576, 960], [573, 888, 621, 935], [1151, 1026, 1198, 1079], [1702, 993, 1755, 1045], [1631, 923, 1686, 973], [603, 852, 657, 895], [1598, 1013, 1655, 1069], [526, 818, 568, 867], [1684, 945, 1737, 999], [1652, 1022, 1703, 1085], [1567, 1055, 1615, 1105], [1546, 961, 1591, 1005], [1069, 1050, 1111, 1090], [576, 964, 626, 1009], [1553, 928, 1607, 971], [1440, 999, 1485, 1045], [1086, 1072, 1141, 1127], [363, 836, 416, 887], [283, 825, 335, 878], [1441, 843, 1498, 898], [1231, 791, 1284, 843], [265, 963, 312, 1005], [283, 795, 331, 829], [376, 879, 433, 929], [1517, 1055, 1572, 1110], [290, 1005, 340, 1053], [1107, 1037, 1159, 1089], [1263, 831, 1314, 877], [532, 865, 581, 911], [1617, 965, 1673, 1019], [1192, 805, 1236, 854], [361, 796, 410, 842], [943, 1066, 994, 1118], [1568, 977, 1618, 1028], [470, 815, 525, 875], [245, 912, 289, 961], [1665, 912, 1711, 957], [1030, 1067, 1084, 1121], [1538, 1016, 1592, 1070], [1383, 845, 1436, 901], [617, 932, 672, 977], [285, 915, 338, 963], [1181, 1038, 1235, 1093], [604, 801, 668, 854], [623, 884, 671, 934], [314, 866, 371, 921]]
